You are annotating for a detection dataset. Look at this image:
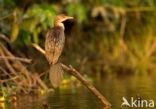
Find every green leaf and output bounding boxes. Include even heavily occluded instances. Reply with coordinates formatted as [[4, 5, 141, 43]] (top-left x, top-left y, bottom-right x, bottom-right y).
[[15, 30, 31, 45], [66, 3, 87, 23]]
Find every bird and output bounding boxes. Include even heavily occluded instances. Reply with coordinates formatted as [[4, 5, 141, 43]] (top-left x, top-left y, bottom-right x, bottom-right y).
[[45, 14, 73, 88]]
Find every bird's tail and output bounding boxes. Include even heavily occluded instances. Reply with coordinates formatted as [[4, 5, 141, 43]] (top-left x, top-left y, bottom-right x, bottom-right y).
[[49, 63, 64, 88]]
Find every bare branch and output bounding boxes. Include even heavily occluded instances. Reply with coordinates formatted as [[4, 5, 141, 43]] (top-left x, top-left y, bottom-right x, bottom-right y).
[[0, 76, 19, 83], [0, 47, 17, 76], [0, 44, 32, 85], [0, 33, 10, 43], [0, 56, 32, 63], [32, 43, 45, 55], [33, 73, 50, 91]]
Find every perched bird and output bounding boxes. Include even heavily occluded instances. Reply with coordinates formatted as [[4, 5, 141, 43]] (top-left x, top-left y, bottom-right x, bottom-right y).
[[45, 14, 73, 88]]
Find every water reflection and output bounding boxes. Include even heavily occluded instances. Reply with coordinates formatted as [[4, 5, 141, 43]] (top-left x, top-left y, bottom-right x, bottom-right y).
[[4, 74, 156, 109]]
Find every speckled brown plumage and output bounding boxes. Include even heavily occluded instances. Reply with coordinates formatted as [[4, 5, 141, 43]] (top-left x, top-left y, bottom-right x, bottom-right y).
[[45, 26, 65, 65]]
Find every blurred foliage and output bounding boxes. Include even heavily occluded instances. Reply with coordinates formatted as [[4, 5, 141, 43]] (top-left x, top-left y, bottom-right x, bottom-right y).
[[0, 0, 156, 74], [66, 2, 87, 23]]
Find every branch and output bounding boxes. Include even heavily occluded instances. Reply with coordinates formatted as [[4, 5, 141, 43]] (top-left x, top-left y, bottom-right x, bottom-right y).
[[0, 43, 34, 93], [0, 47, 18, 76], [0, 33, 10, 43], [0, 66, 18, 82], [32, 43, 111, 107], [0, 76, 19, 83], [62, 64, 111, 106], [33, 73, 50, 91], [0, 44, 32, 84], [32, 43, 45, 55], [0, 56, 32, 63], [0, 37, 49, 93]]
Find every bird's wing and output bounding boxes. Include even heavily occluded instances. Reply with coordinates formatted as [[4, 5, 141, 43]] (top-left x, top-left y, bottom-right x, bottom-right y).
[[45, 28, 65, 65]]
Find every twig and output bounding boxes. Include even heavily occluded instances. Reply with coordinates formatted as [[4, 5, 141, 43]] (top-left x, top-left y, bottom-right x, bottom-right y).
[[0, 76, 19, 83], [0, 38, 49, 93], [16, 80, 28, 93], [146, 39, 156, 58], [32, 43, 45, 55], [0, 44, 32, 86], [0, 66, 14, 77], [39, 71, 48, 77], [32, 43, 111, 107], [0, 56, 32, 63], [0, 12, 13, 20], [0, 43, 34, 93], [0, 33, 10, 43], [0, 47, 17, 76], [120, 15, 127, 38], [33, 73, 49, 91], [0, 47, 23, 91]]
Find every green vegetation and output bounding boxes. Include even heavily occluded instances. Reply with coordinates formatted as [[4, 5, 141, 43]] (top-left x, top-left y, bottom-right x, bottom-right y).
[[0, 0, 156, 75]]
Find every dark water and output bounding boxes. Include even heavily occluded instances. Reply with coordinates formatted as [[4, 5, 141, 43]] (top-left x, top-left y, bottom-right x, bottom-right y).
[[2, 74, 156, 109]]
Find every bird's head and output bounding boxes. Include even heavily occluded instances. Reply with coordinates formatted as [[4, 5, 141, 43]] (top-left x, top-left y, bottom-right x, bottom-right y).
[[54, 14, 73, 30]]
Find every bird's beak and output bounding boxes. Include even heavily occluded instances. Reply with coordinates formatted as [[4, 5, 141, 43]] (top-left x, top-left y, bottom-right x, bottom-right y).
[[65, 16, 74, 20]]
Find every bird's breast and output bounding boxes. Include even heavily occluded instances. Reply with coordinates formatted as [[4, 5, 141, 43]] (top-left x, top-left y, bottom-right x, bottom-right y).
[[45, 27, 65, 65]]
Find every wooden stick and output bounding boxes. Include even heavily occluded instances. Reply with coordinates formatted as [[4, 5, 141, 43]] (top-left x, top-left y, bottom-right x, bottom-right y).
[[0, 33, 10, 43], [33, 73, 49, 91], [0, 76, 19, 83], [0, 48, 17, 76], [0, 44, 32, 85], [0, 66, 19, 83], [0, 39, 49, 93], [0, 56, 32, 63], [32, 43, 111, 107], [32, 44, 45, 54]]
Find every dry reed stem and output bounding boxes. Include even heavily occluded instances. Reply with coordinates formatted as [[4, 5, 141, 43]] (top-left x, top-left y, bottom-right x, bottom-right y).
[[0, 56, 32, 63]]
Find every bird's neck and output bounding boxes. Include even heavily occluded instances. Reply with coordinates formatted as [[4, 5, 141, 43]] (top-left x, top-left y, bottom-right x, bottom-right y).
[[54, 22, 65, 30]]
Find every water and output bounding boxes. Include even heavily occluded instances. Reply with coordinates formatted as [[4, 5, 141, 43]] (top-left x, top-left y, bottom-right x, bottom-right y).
[[2, 74, 156, 109]]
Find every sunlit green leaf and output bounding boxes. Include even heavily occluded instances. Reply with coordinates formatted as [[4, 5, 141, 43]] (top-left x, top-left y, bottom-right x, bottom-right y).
[[66, 3, 87, 23]]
